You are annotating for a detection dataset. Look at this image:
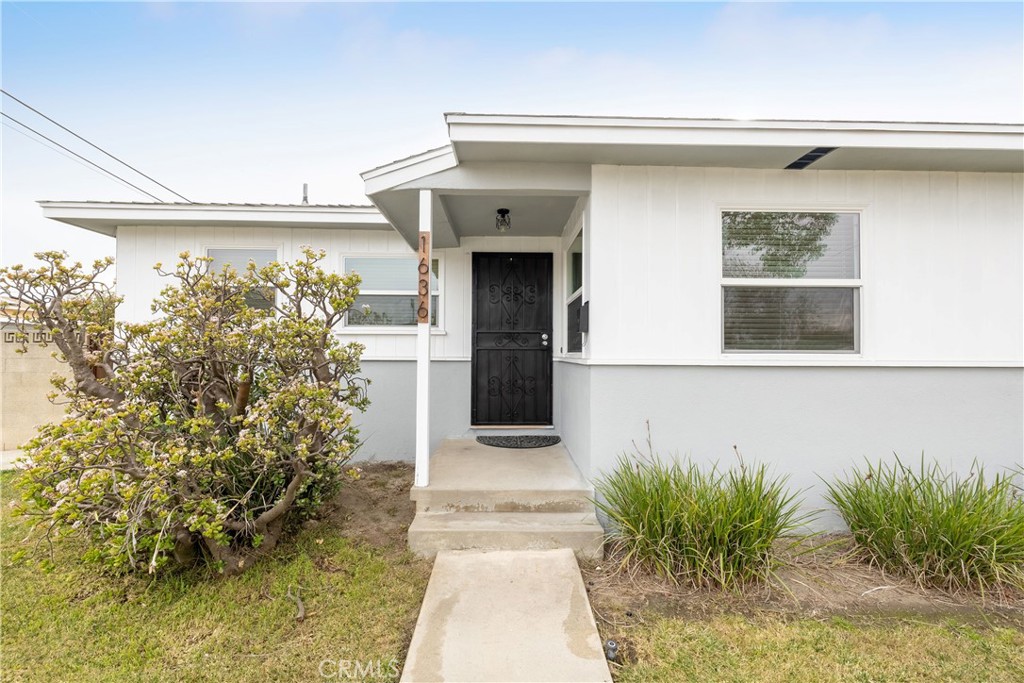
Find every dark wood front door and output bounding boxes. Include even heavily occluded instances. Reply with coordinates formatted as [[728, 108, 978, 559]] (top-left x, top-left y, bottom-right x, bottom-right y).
[[472, 253, 553, 426]]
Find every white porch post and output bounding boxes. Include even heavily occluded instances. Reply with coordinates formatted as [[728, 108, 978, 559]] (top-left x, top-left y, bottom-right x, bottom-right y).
[[415, 189, 432, 487]]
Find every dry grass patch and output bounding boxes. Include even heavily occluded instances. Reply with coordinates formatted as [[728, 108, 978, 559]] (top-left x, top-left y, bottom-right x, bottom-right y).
[[583, 541, 1024, 682], [615, 615, 1024, 683]]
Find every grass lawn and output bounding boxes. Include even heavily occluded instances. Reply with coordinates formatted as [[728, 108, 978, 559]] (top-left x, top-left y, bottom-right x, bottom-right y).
[[0, 468, 430, 683], [613, 614, 1024, 682], [584, 546, 1024, 683]]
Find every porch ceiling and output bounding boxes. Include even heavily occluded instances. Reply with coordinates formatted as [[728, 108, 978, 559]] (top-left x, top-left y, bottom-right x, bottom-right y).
[[439, 194, 578, 237], [367, 160, 590, 249]]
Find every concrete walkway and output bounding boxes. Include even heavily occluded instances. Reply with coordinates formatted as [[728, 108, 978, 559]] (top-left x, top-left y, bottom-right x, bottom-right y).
[[401, 548, 612, 683]]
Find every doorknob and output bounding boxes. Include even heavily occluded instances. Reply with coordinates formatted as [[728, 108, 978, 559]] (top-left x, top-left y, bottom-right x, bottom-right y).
[[541, 333, 549, 340]]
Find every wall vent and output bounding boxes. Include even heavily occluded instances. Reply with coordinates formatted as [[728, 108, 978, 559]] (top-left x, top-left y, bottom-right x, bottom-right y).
[[785, 147, 837, 170]]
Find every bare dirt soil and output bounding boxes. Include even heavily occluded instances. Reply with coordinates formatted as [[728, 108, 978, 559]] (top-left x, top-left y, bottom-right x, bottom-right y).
[[314, 461, 417, 553], [312, 464, 1024, 646], [580, 537, 1024, 650]]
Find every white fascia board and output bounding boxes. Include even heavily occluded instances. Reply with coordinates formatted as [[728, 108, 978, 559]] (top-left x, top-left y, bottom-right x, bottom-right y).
[[392, 161, 592, 195], [361, 146, 459, 196], [445, 114, 1024, 153], [39, 202, 390, 234]]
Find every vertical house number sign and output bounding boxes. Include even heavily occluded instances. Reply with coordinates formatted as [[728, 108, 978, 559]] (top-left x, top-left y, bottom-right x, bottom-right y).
[[417, 232, 430, 323]]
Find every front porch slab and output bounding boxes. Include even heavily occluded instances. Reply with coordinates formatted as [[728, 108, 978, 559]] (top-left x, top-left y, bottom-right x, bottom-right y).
[[400, 549, 613, 683], [411, 438, 594, 512], [407, 438, 605, 559]]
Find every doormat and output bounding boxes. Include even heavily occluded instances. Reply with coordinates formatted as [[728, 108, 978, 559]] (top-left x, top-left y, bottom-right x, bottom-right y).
[[477, 435, 562, 449]]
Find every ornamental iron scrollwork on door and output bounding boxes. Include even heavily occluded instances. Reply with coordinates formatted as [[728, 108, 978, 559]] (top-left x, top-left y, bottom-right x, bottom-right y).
[[488, 259, 538, 327], [472, 253, 552, 425], [486, 353, 537, 420], [494, 331, 530, 348]]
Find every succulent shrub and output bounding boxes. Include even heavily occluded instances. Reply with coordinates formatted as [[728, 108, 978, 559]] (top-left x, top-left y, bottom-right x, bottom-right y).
[[1, 248, 368, 576]]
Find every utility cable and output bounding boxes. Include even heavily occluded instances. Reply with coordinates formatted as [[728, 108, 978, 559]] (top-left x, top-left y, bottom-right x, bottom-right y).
[[2, 119, 164, 199], [1, 89, 191, 202], [2, 112, 165, 202]]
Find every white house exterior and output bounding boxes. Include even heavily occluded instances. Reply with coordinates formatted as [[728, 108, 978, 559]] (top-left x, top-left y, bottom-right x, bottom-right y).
[[41, 115, 1024, 526]]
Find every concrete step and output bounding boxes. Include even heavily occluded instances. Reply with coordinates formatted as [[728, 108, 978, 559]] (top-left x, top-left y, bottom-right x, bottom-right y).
[[408, 511, 605, 560], [411, 486, 594, 513]]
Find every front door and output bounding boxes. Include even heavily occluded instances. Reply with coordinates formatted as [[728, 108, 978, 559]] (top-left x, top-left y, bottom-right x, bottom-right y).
[[472, 253, 553, 426]]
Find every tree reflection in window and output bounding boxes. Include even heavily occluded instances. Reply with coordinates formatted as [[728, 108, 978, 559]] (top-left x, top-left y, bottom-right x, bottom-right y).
[[723, 212, 843, 278], [722, 211, 860, 352]]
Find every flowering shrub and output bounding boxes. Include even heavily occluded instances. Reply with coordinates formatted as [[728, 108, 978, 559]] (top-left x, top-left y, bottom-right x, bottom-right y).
[[1, 248, 368, 576]]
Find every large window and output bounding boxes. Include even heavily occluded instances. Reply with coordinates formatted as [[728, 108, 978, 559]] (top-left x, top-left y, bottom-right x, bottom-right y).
[[566, 229, 584, 353], [721, 211, 860, 352], [207, 247, 278, 310], [344, 256, 440, 327]]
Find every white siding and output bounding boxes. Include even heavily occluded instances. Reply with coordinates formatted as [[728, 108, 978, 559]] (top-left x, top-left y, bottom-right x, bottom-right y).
[[588, 166, 1024, 365], [116, 226, 565, 361]]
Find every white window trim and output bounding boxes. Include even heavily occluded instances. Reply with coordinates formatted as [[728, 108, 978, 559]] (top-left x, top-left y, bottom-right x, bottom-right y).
[[204, 244, 283, 310], [340, 253, 444, 333], [204, 244, 283, 266], [717, 206, 865, 357], [564, 225, 585, 356]]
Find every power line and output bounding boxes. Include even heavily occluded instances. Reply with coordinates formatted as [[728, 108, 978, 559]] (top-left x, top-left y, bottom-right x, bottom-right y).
[[1, 89, 192, 202], [2, 112, 165, 202], [2, 120, 165, 199]]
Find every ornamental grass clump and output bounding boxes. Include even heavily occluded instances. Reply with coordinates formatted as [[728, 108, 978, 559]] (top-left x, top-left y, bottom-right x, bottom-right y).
[[825, 458, 1024, 594], [594, 440, 806, 589]]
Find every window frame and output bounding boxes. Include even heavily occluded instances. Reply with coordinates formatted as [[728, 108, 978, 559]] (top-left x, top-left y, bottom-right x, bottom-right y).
[[340, 253, 444, 333], [204, 245, 282, 311], [718, 206, 864, 356], [564, 226, 585, 355]]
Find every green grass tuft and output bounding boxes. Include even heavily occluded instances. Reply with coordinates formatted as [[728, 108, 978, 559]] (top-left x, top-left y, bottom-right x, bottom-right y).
[[824, 457, 1024, 594], [593, 442, 808, 589]]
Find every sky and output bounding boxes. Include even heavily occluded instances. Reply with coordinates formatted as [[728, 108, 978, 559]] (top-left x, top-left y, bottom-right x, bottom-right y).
[[2, 1, 1022, 273]]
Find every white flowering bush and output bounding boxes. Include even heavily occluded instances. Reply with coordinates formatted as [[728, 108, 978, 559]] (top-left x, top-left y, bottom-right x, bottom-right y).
[[1, 248, 368, 576]]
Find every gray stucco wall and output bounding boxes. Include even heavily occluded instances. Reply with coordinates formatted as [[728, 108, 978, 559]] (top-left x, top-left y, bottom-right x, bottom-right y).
[[354, 360, 1022, 530], [554, 360, 592, 476], [567, 365, 1023, 530], [351, 360, 471, 461]]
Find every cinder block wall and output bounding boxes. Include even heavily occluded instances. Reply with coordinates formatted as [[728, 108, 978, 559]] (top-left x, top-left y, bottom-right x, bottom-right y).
[[1, 324, 68, 450]]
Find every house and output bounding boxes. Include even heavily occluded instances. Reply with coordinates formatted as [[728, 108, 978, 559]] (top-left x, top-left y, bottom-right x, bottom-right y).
[[40, 115, 1023, 542]]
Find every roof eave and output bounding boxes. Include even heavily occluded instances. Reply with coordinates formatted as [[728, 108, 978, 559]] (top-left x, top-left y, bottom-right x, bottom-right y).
[[39, 201, 392, 235]]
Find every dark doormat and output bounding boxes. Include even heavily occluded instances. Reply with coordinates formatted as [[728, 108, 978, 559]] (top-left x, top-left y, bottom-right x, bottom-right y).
[[476, 435, 562, 449]]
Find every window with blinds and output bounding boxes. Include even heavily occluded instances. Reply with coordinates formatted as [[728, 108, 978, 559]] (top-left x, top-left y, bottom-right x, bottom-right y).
[[344, 256, 440, 327], [721, 211, 860, 352]]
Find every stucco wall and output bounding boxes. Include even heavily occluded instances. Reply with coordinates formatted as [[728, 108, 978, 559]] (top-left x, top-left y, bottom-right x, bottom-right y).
[[352, 360, 471, 461], [0, 325, 68, 450], [576, 364, 1023, 529], [554, 359, 592, 476]]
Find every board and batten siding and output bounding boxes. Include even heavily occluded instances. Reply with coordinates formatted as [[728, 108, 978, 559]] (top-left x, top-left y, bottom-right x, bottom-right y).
[[115, 225, 565, 362], [587, 166, 1023, 365]]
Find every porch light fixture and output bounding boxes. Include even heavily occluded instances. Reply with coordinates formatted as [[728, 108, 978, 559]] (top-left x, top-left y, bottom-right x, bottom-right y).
[[495, 208, 511, 232]]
